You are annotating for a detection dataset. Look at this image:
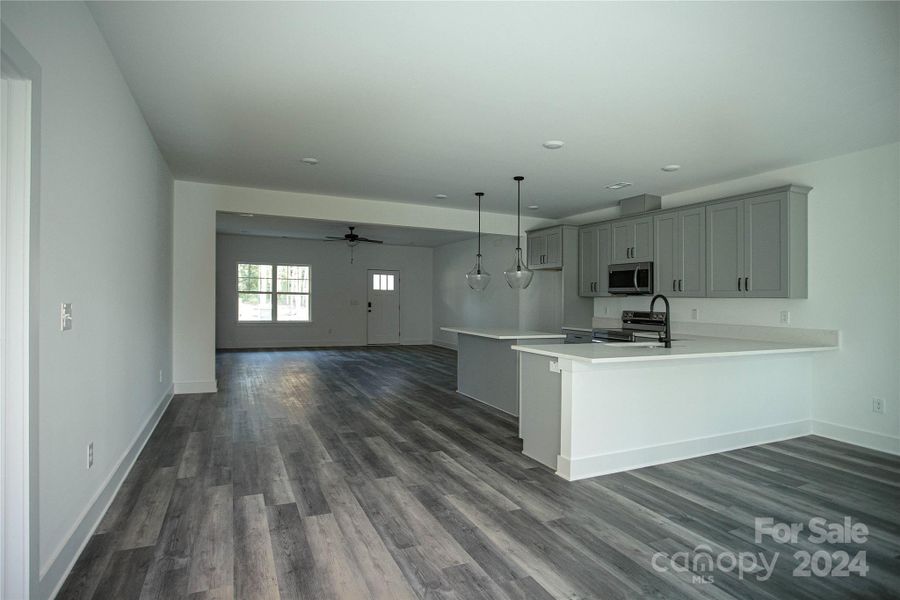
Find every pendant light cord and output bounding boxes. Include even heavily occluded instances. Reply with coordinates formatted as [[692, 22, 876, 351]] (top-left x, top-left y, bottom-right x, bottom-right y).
[[514, 176, 524, 251], [478, 194, 482, 256]]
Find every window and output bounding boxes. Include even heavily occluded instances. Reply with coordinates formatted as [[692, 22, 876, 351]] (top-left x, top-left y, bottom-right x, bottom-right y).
[[237, 263, 310, 322], [372, 273, 395, 291]]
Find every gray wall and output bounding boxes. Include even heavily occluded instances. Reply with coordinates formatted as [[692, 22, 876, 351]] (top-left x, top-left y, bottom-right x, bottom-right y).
[[216, 233, 433, 348], [2, 3, 174, 597], [432, 234, 520, 348]]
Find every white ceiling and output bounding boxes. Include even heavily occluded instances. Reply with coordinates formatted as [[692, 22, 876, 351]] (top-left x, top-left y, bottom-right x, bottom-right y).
[[89, 1, 899, 219], [216, 212, 477, 247]]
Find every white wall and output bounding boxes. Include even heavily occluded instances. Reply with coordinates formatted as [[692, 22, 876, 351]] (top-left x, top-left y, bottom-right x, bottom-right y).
[[1, 3, 174, 598], [432, 234, 521, 348], [173, 180, 551, 390], [585, 143, 900, 453], [216, 234, 432, 347]]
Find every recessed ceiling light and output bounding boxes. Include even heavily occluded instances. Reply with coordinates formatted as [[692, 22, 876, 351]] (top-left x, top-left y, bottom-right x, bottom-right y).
[[301, 157, 319, 165], [661, 164, 681, 172], [542, 140, 565, 150], [605, 182, 633, 190], [528, 205, 540, 210], [434, 194, 448, 199]]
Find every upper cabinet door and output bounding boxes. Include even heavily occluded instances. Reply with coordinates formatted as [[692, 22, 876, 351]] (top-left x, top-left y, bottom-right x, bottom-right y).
[[544, 229, 563, 268], [744, 192, 789, 297], [578, 226, 599, 296], [678, 207, 706, 297], [596, 224, 612, 296], [631, 217, 653, 261], [706, 199, 744, 297], [527, 232, 546, 268], [654, 213, 678, 294], [612, 221, 634, 263]]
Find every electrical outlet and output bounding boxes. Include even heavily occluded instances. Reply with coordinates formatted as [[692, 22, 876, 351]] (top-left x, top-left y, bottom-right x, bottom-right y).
[[872, 398, 885, 414], [158, 369, 163, 383], [691, 308, 700, 321], [87, 442, 94, 469], [780, 310, 791, 325]]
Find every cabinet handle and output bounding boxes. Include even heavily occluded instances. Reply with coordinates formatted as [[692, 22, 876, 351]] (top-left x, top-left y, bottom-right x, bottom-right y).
[[679, 279, 683, 292], [745, 277, 749, 291], [673, 279, 676, 292], [738, 277, 742, 291]]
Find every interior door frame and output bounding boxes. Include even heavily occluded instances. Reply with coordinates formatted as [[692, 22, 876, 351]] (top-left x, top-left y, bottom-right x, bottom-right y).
[[366, 268, 401, 345], [1, 25, 41, 600]]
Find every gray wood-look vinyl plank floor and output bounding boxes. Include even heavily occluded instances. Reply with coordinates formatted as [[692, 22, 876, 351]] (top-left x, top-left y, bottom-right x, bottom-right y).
[[57, 345, 900, 600]]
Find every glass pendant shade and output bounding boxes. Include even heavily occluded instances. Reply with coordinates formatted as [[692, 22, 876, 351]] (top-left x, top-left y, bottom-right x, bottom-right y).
[[466, 192, 491, 291], [466, 254, 491, 291], [503, 176, 534, 289], [504, 247, 533, 289]]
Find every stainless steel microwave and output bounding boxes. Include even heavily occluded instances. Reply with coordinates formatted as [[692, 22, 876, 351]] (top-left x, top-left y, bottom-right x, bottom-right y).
[[608, 262, 654, 295]]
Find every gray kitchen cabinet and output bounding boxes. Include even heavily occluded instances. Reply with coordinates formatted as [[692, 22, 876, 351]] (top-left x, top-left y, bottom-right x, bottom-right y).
[[527, 226, 563, 269], [578, 223, 611, 297], [528, 233, 546, 268], [707, 199, 744, 296], [655, 207, 706, 297], [612, 217, 653, 263], [706, 186, 808, 298]]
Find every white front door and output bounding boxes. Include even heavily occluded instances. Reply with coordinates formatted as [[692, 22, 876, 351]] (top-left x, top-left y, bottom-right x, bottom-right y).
[[367, 270, 400, 344]]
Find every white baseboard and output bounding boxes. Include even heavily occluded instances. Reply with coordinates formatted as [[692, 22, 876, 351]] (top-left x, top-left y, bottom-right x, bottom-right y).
[[557, 419, 812, 481], [40, 384, 175, 600], [811, 420, 900, 456], [174, 380, 217, 394], [216, 338, 433, 350], [433, 340, 457, 350]]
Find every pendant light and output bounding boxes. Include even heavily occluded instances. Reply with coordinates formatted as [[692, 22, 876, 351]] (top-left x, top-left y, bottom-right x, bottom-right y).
[[466, 192, 491, 291], [504, 176, 534, 289]]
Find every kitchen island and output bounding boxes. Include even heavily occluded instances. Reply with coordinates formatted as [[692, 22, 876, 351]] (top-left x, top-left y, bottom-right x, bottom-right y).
[[440, 327, 565, 415], [512, 333, 838, 481]]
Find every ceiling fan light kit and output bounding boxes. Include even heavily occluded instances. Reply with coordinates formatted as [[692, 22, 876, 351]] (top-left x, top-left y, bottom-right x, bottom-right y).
[[466, 192, 491, 291], [324, 226, 384, 263], [504, 176, 534, 290]]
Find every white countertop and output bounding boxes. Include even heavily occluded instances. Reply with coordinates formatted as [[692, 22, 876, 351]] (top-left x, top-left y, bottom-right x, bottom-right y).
[[511, 335, 837, 364], [441, 327, 566, 340]]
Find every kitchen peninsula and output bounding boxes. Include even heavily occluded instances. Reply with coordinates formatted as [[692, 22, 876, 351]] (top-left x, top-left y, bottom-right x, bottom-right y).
[[441, 327, 565, 415], [512, 329, 839, 481]]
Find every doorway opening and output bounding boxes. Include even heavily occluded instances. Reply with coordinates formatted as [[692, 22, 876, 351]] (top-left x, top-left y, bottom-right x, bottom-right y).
[[1, 29, 39, 600], [367, 270, 400, 345]]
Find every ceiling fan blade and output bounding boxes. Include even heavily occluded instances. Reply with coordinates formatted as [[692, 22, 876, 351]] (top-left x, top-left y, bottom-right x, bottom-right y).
[[324, 236, 347, 240], [357, 238, 384, 244]]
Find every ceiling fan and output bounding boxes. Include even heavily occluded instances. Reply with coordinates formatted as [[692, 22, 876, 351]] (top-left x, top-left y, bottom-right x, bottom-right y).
[[324, 226, 383, 246]]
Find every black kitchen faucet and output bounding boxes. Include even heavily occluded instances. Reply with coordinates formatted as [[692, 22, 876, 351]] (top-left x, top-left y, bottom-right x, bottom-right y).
[[650, 294, 672, 348]]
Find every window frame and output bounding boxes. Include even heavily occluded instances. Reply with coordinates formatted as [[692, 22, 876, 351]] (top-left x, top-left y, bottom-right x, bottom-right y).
[[236, 261, 312, 324]]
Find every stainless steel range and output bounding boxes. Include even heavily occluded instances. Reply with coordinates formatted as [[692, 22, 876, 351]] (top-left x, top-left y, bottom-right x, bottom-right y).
[[565, 310, 667, 343]]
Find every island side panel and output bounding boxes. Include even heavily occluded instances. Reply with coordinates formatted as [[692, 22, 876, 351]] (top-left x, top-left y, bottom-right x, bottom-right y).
[[518, 352, 562, 469], [456, 333, 520, 415], [563, 353, 813, 480]]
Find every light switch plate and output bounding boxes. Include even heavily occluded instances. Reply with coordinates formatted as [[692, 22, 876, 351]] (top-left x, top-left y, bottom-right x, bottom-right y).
[[60, 303, 73, 331], [780, 310, 791, 325]]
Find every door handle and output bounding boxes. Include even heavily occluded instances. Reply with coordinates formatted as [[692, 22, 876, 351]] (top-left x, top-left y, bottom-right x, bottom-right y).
[[745, 277, 749, 291], [738, 277, 742, 291], [679, 279, 683, 292], [633, 266, 639, 291]]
